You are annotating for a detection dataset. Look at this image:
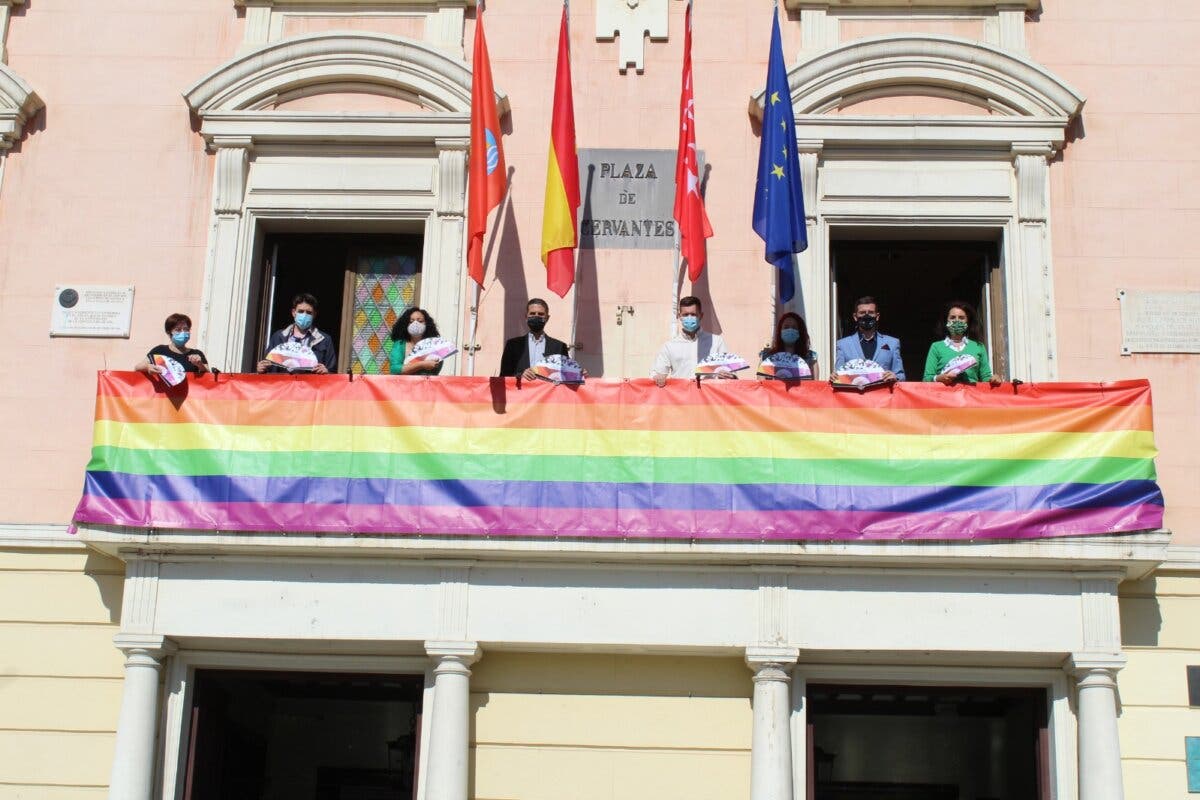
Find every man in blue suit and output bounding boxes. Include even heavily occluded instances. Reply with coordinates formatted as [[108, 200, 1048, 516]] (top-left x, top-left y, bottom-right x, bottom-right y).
[[834, 296, 905, 381]]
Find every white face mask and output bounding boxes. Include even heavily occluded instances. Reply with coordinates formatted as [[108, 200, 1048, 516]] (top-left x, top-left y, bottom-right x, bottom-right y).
[[407, 321, 426, 338]]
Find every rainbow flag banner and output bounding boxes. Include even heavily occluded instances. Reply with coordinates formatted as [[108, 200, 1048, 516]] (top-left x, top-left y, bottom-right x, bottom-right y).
[[72, 372, 1164, 541]]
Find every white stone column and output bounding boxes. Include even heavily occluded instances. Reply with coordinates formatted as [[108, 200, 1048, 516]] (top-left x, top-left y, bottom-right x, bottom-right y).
[[424, 640, 480, 800], [790, 142, 825, 359], [109, 633, 176, 800], [1068, 653, 1127, 800], [197, 135, 252, 371], [1009, 142, 1057, 382], [427, 138, 468, 374], [747, 646, 800, 800]]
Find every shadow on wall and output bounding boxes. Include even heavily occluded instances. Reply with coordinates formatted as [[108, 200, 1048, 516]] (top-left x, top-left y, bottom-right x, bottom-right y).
[[575, 164, 604, 377], [1119, 578, 1163, 648], [86, 551, 125, 625], [8, 106, 46, 154], [490, 167, 525, 375]]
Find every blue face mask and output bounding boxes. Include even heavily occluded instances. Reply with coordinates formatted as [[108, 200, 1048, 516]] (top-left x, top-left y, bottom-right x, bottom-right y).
[[171, 331, 190, 347], [294, 311, 313, 331], [780, 328, 801, 345], [681, 315, 700, 334]]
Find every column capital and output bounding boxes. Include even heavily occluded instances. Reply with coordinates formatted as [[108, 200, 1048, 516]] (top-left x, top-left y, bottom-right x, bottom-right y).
[[209, 134, 255, 152], [1066, 652, 1127, 680], [113, 633, 177, 663], [745, 645, 800, 672], [425, 640, 480, 664], [1011, 141, 1056, 160]]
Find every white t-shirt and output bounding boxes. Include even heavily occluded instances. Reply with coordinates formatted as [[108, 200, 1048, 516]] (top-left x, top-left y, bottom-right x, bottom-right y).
[[651, 330, 727, 378]]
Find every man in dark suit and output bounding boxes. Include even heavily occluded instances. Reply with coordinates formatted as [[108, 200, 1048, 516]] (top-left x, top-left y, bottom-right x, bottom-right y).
[[499, 298, 569, 380], [834, 295, 905, 381]]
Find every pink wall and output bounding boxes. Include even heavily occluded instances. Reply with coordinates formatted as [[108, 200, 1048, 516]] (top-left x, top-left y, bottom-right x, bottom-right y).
[[1031, 0, 1200, 540], [0, 1, 1194, 541]]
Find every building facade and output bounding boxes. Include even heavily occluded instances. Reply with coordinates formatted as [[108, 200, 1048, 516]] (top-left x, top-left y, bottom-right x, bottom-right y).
[[0, 1, 1198, 798]]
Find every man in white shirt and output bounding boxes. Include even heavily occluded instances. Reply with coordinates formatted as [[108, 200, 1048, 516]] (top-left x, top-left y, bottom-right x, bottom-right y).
[[651, 296, 732, 386]]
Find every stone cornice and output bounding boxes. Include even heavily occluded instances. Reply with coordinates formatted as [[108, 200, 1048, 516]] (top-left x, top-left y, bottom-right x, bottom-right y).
[[785, 0, 1037, 8], [235, 0, 472, 6], [75, 526, 1172, 581], [750, 34, 1083, 121], [185, 31, 506, 116]]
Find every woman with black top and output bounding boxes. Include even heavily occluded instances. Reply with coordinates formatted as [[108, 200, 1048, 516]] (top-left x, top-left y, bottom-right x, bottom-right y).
[[135, 313, 209, 376], [389, 307, 445, 375], [760, 312, 819, 380]]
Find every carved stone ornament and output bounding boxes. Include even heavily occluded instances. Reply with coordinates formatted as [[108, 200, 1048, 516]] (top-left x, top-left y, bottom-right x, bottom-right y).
[[596, 0, 668, 73]]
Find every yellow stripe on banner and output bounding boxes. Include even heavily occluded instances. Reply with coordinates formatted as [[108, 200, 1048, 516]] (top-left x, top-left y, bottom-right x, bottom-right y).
[[92, 421, 1159, 463], [541, 144, 576, 261]]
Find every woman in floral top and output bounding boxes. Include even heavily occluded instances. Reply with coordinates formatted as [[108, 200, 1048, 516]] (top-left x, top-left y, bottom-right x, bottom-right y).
[[922, 300, 1002, 386]]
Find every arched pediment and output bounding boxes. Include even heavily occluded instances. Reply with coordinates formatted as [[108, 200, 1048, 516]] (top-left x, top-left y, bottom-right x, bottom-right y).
[[184, 31, 506, 116], [0, 62, 43, 147], [751, 35, 1084, 121]]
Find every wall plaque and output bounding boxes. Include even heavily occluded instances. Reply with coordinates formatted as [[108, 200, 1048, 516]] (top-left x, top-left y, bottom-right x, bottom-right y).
[[578, 148, 702, 251], [1118, 289, 1200, 354], [50, 285, 135, 338]]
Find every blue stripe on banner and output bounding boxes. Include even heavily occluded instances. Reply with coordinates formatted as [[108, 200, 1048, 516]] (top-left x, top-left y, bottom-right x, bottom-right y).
[[82, 471, 1165, 514]]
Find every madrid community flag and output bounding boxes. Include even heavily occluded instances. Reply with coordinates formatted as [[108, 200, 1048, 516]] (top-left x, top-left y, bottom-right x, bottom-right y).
[[466, 6, 507, 287], [540, 4, 581, 298], [672, 0, 713, 282], [752, 7, 807, 303]]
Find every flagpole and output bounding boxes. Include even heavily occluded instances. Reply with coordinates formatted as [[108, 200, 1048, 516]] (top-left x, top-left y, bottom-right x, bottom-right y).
[[563, 0, 581, 356], [467, 169, 512, 376]]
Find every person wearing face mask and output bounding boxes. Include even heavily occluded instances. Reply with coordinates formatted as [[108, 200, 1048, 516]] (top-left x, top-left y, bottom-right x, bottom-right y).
[[761, 312, 818, 380], [834, 296, 904, 382], [257, 293, 337, 374], [499, 298, 570, 380], [923, 300, 1002, 386], [388, 307, 444, 375], [651, 296, 731, 386], [135, 312, 210, 376]]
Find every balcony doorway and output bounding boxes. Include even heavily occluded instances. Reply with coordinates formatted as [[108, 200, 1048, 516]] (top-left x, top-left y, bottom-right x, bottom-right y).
[[830, 239, 1005, 382], [250, 232, 424, 374], [807, 684, 1050, 800], [182, 669, 423, 800]]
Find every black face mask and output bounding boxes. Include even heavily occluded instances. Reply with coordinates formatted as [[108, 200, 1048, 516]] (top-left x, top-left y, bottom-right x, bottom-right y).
[[856, 314, 878, 331], [527, 316, 547, 333]]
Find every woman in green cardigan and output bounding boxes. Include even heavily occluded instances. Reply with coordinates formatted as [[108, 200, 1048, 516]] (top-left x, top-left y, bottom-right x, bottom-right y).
[[923, 300, 1002, 386], [389, 307, 445, 375]]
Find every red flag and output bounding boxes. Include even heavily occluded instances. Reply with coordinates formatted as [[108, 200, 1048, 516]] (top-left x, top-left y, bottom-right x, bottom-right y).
[[540, 5, 581, 298], [467, 7, 507, 287], [672, 1, 713, 282]]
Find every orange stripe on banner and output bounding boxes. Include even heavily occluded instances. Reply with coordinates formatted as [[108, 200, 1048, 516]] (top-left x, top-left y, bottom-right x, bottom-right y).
[[95, 386, 1153, 435]]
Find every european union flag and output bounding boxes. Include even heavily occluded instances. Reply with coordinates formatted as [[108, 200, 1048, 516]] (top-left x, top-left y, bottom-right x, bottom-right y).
[[752, 7, 807, 303]]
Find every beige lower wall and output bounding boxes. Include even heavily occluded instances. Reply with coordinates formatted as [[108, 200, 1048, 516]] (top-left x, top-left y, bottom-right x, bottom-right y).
[[0, 547, 124, 797], [469, 652, 752, 800], [1119, 572, 1200, 800]]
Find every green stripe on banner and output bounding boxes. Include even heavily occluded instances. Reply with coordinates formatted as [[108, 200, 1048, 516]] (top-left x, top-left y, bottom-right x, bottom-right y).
[[87, 446, 1158, 488]]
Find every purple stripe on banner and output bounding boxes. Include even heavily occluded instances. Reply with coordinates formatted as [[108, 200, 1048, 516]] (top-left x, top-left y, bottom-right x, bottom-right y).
[[80, 471, 1164, 516], [72, 495, 1164, 541]]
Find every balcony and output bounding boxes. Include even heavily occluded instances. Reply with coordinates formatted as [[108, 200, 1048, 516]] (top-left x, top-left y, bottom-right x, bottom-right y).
[[72, 371, 1165, 567]]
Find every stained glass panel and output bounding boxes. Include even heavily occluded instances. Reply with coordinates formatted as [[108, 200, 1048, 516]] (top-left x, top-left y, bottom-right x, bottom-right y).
[[349, 254, 420, 375]]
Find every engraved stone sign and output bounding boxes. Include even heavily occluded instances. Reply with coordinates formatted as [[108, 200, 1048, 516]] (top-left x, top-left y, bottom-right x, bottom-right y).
[[578, 148, 703, 250], [1118, 289, 1200, 354], [50, 284, 135, 338]]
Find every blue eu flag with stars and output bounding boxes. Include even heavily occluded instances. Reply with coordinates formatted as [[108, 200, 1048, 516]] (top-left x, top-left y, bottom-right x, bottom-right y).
[[752, 7, 807, 303]]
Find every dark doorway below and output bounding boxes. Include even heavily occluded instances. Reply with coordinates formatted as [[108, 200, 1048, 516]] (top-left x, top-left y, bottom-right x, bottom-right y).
[[184, 669, 423, 800], [808, 684, 1050, 800]]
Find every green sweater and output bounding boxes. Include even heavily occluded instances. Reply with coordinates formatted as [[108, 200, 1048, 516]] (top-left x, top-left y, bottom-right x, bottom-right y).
[[389, 339, 445, 376], [922, 338, 992, 383]]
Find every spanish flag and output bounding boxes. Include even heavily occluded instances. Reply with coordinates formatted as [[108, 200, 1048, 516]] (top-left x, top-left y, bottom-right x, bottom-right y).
[[540, 4, 581, 298], [466, 5, 507, 287]]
